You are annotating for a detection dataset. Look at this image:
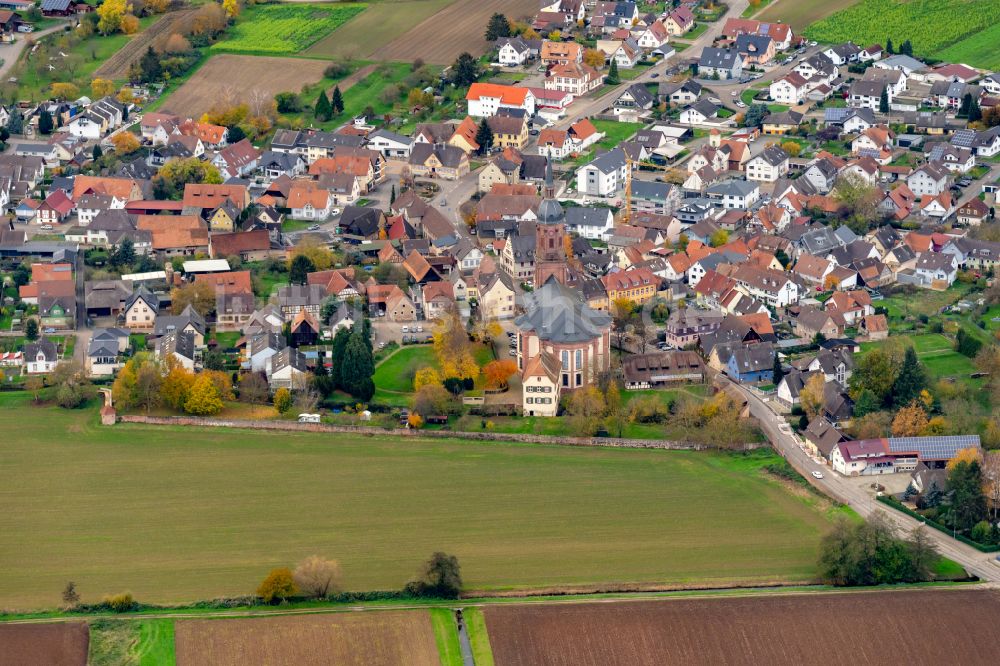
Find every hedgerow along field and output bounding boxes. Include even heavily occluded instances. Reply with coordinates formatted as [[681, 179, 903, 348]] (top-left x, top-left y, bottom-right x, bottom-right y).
[[483, 589, 1000, 665], [0, 393, 839, 609], [803, 0, 1000, 61], [174, 612, 440, 666], [209, 3, 367, 55]]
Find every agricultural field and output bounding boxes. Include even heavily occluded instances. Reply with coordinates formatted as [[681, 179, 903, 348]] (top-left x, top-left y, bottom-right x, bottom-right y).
[[210, 3, 367, 55], [0, 622, 89, 666], [934, 22, 1000, 70], [94, 8, 197, 80], [159, 54, 330, 117], [174, 612, 440, 666], [755, 0, 860, 31], [0, 393, 837, 609], [378, 0, 540, 63], [803, 0, 1000, 61], [483, 589, 1000, 665], [307, 0, 457, 59], [87, 619, 175, 666]]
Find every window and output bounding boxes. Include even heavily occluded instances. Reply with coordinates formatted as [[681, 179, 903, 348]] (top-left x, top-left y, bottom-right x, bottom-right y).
[[575, 349, 582, 369], [562, 373, 569, 387], [526, 398, 534, 404], [576, 373, 582, 386], [561, 350, 569, 371]]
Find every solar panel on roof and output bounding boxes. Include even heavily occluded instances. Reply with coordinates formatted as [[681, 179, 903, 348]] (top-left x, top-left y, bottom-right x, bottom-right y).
[[951, 129, 976, 148]]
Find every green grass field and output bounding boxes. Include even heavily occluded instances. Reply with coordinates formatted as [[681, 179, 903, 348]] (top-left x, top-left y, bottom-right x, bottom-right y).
[[306, 0, 456, 59], [934, 22, 1000, 69], [210, 3, 367, 55], [464, 608, 495, 666], [372, 343, 494, 397], [0, 394, 840, 609], [431, 608, 463, 666], [803, 0, 1000, 57], [88, 619, 174, 665]]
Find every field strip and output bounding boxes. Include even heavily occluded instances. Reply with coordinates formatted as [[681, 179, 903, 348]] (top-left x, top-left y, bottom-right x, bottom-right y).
[[94, 9, 196, 79], [3, 582, 988, 624]]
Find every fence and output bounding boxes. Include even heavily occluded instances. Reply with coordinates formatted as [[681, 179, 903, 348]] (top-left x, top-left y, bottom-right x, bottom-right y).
[[116, 415, 765, 452]]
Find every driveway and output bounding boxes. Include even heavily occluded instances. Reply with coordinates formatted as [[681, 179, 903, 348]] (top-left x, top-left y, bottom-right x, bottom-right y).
[[724, 375, 1000, 582]]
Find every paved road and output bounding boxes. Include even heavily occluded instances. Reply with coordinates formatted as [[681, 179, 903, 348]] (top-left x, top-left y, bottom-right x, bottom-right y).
[[0, 20, 72, 81], [725, 376, 1000, 582]]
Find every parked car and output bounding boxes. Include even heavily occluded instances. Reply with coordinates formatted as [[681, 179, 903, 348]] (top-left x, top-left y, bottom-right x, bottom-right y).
[[308, 224, 320, 231], [811, 471, 824, 479], [402, 326, 409, 333], [736, 101, 747, 108], [649, 73, 659, 78], [730, 90, 738, 96], [809, 41, 818, 47]]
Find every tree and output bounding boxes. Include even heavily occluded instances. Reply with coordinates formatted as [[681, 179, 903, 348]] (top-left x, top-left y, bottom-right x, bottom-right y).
[[413, 366, 442, 391], [886, 37, 894, 54], [62, 581, 80, 609], [289, 254, 316, 285], [969, 97, 982, 123], [331, 86, 345, 114], [899, 39, 913, 56], [293, 556, 342, 599], [170, 281, 216, 316], [475, 118, 494, 155], [160, 359, 195, 410], [405, 552, 462, 599], [7, 108, 23, 136], [222, 0, 239, 17], [288, 236, 333, 272], [92, 144, 103, 161], [25, 375, 44, 403], [451, 52, 479, 86], [983, 452, 1000, 522], [800, 373, 826, 419], [97, 0, 130, 34], [431, 309, 478, 380], [834, 172, 881, 231], [153, 158, 223, 199], [850, 346, 900, 406], [111, 131, 140, 155], [955, 328, 982, 358], [607, 59, 620, 83], [136, 46, 162, 83], [891, 401, 928, 436], [24, 317, 38, 341], [891, 346, 926, 408], [413, 383, 454, 417], [945, 459, 988, 531], [340, 328, 375, 400], [772, 355, 784, 385], [709, 229, 729, 247], [50, 82, 80, 100], [120, 13, 139, 34], [780, 140, 801, 157], [273, 387, 292, 414], [583, 48, 606, 68], [52, 361, 93, 409], [38, 110, 53, 135], [744, 103, 769, 128], [184, 373, 224, 416], [390, 184, 396, 204], [818, 512, 936, 586], [879, 85, 889, 113], [482, 359, 517, 389], [133, 361, 162, 414], [329, 327, 352, 390], [567, 386, 606, 436], [485, 12, 510, 41], [958, 93, 973, 119], [240, 372, 269, 410], [611, 298, 635, 351], [314, 89, 331, 121], [257, 567, 297, 604], [604, 384, 629, 438], [975, 344, 1000, 406], [852, 388, 880, 418], [110, 238, 135, 269]]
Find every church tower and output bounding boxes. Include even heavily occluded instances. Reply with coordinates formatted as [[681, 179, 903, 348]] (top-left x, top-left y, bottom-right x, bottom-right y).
[[534, 159, 568, 288]]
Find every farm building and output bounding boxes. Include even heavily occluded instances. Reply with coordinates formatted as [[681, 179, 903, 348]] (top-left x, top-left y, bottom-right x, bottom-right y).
[[830, 435, 981, 476]]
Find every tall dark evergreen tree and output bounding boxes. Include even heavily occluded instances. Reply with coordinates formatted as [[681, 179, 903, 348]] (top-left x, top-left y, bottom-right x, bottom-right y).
[[886, 37, 894, 54], [958, 93, 973, 118], [475, 118, 494, 155], [772, 355, 784, 385], [485, 12, 511, 41], [969, 97, 982, 123], [879, 86, 889, 113], [451, 52, 479, 86], [92, 144, 103, 161], [891, 346, 926, 408], [331, 86, 345, 114], [38, 110, 53, 135], [341, 327, 375, 401], [6, 108, 23, 135], [289, 254, 316, 285], [607, 59, 620, 83], [138, 46, 162, 83], [329, 326, 352, 390], [315, 89, 331, 121], [899, 39, 913, 56]]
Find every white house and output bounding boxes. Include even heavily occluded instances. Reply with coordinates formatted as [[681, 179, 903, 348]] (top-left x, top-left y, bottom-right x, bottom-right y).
[[367, 129, 413, 159], [24, 338, 58, 374], [770, 72, 809, 105], [745, 145, 789, 183], [466, 82, 535, 117], [679, 100, 720, 125], [565, 207, 615, 241], [576, 148, 627, 198], [913, 251, 958, 286], [497, 37, 532, 67], [521, 354, 560, 417], [698, 47, 742, 80], [636, 20, 670, 49], [705, 179, 760, 209], [907, 163, 949, 197], [68, 113, 104, 140]]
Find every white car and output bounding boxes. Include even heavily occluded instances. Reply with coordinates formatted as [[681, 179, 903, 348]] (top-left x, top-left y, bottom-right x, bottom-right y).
[[330, 208, 342, 216], [811, 471, 824, 479], [736, 101, 747, 108], [416, 325, 424, 332], [809, 41, 817, 47], [401, 326, 409, 333], [730, 90, 738, 96]]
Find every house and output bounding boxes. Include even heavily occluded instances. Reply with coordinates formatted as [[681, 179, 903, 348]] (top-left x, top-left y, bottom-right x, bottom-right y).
[[537, 129, 572, 160], [721, 17, 793, 50], [859, 313, 889, 340], [698, 48, 742, 80], [761, 110, 804, 135], [212, 139, 260, 180], [24, 338, 58, 374], [182, 183, 249, 212], [247, 332, 283, 372], [913, 252, 958, 287], [705, 179, 760, 209], [659, 79, 702, 105], [925, 142, 974, 174], [793, 306, 843, 340], [521, 351, 560, 417], [154, 304, 207, 348], [268, 347, 309, 390], [367, 129, 413, 159], [824, 289, 873, 325], [576, 148, 627, 197], [367, 284, 416, 321], [679, 99, 720, 125], [735, 33, 774, 66], [622, 351, 705, 389], [85, 327, 129, 377], [957, 197, 989, 226], [612, 83, 655, 119], [488, 113, 529, 150], [831, 435, 981, 476], [724, 343, 775, 383], [478, 271, 517, 320], [36, 189, 74, 225], [731, 264, 798, 307], [287, 181, 333, 220], [601, 267, 658, 305], [629, 181, 680, 216], [540, 39, 582, 66], [409, 143, 470, 180], [770, 72, 809, 105], [636, 19, 670, 49], [907, 163, 949, 197], [123, 285, 159, 330], [664, 7, 695, 36], [852, 126, 895, 163], [497, 36, 532, 67], [155, 330, 196, 371], [466, 82, 535, 117], [276, 284, 326, 321], [848, 80, 889, 111], [565, 207, 615, 241], [544, 61, 602, 96], [745, 145, 789, 183]]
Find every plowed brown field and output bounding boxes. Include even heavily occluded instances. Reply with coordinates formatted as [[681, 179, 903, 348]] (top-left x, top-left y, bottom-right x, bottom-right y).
[[379, 0, 539, 63], [174, 611, 439, 666], [159, 55, 329, 117], [484, 589, 1000, 666], [0, 622, 89, 666]]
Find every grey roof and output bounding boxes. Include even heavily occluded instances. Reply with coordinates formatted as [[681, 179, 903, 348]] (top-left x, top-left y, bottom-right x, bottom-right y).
[[369, 128, 412, 146], [154, 304, 207, 337], [271, 346, 308, 374], [249, 331, 283, 356], [585, 147, 627, 174], [735, 33, 772, 55], [515, 278, 612, 343], [699, 47, 740, 69], [617, 83, 655, 108], [687, 98, 720, 119], [886, 435, 981, 460], [409, 142, 466, 168], [753, 144, 789, 166], [276, 284, 326, 308], [630, 180, 674, 201], [850, 80, 886, 97], [24, 338, 58, 363], [878, 54, 926, 72], [729, 342, 775, 373], [706, 179, 758, 198], [157, 330, 195, 362], [125, 284, 159, 313], [509, 234, 535, 262], [565, 206, 613, 227]]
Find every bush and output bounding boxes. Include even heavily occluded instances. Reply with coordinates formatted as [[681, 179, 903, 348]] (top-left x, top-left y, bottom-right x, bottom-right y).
[[324, 62, 350, 79], [257, 567, 297, 604], [404, 552, 462, 599], [103, 591, 136, 613], [971, 520, 993, 544]]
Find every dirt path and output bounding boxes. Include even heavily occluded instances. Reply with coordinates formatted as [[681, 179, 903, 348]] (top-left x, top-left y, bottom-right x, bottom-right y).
[[0, 20, 71, 81], [333, 62, 376, 93]]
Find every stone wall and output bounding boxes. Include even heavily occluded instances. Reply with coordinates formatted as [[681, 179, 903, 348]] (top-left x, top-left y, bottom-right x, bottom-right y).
[[116, 415, 765, 451]]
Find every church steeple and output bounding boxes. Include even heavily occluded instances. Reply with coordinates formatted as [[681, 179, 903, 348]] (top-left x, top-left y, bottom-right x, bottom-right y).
[[534, 157, 567, 288]]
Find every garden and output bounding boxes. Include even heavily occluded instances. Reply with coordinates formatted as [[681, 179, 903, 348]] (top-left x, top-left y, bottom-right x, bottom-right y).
[[210, 3, 368, 55]]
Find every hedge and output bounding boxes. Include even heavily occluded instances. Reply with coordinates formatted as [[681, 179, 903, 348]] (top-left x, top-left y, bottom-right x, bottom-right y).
[[877, 495, 1000, 553]]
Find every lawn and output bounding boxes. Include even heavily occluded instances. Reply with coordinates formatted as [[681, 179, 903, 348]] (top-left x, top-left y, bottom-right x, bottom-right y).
[[464, 608, 495, 666], [569, 119, 643, 166], [88, 619, 174, 665], [742, 0, 772, 17], [431, 608, 463, 666], [858, 332, 979, 384], [210, 3, 367, 55], [306, 0, 456, 59], [803, 0, 1000, 57], [372, 344, 437, 393], [936, 22, 1000, 70], [0, 393, 841, 609]]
